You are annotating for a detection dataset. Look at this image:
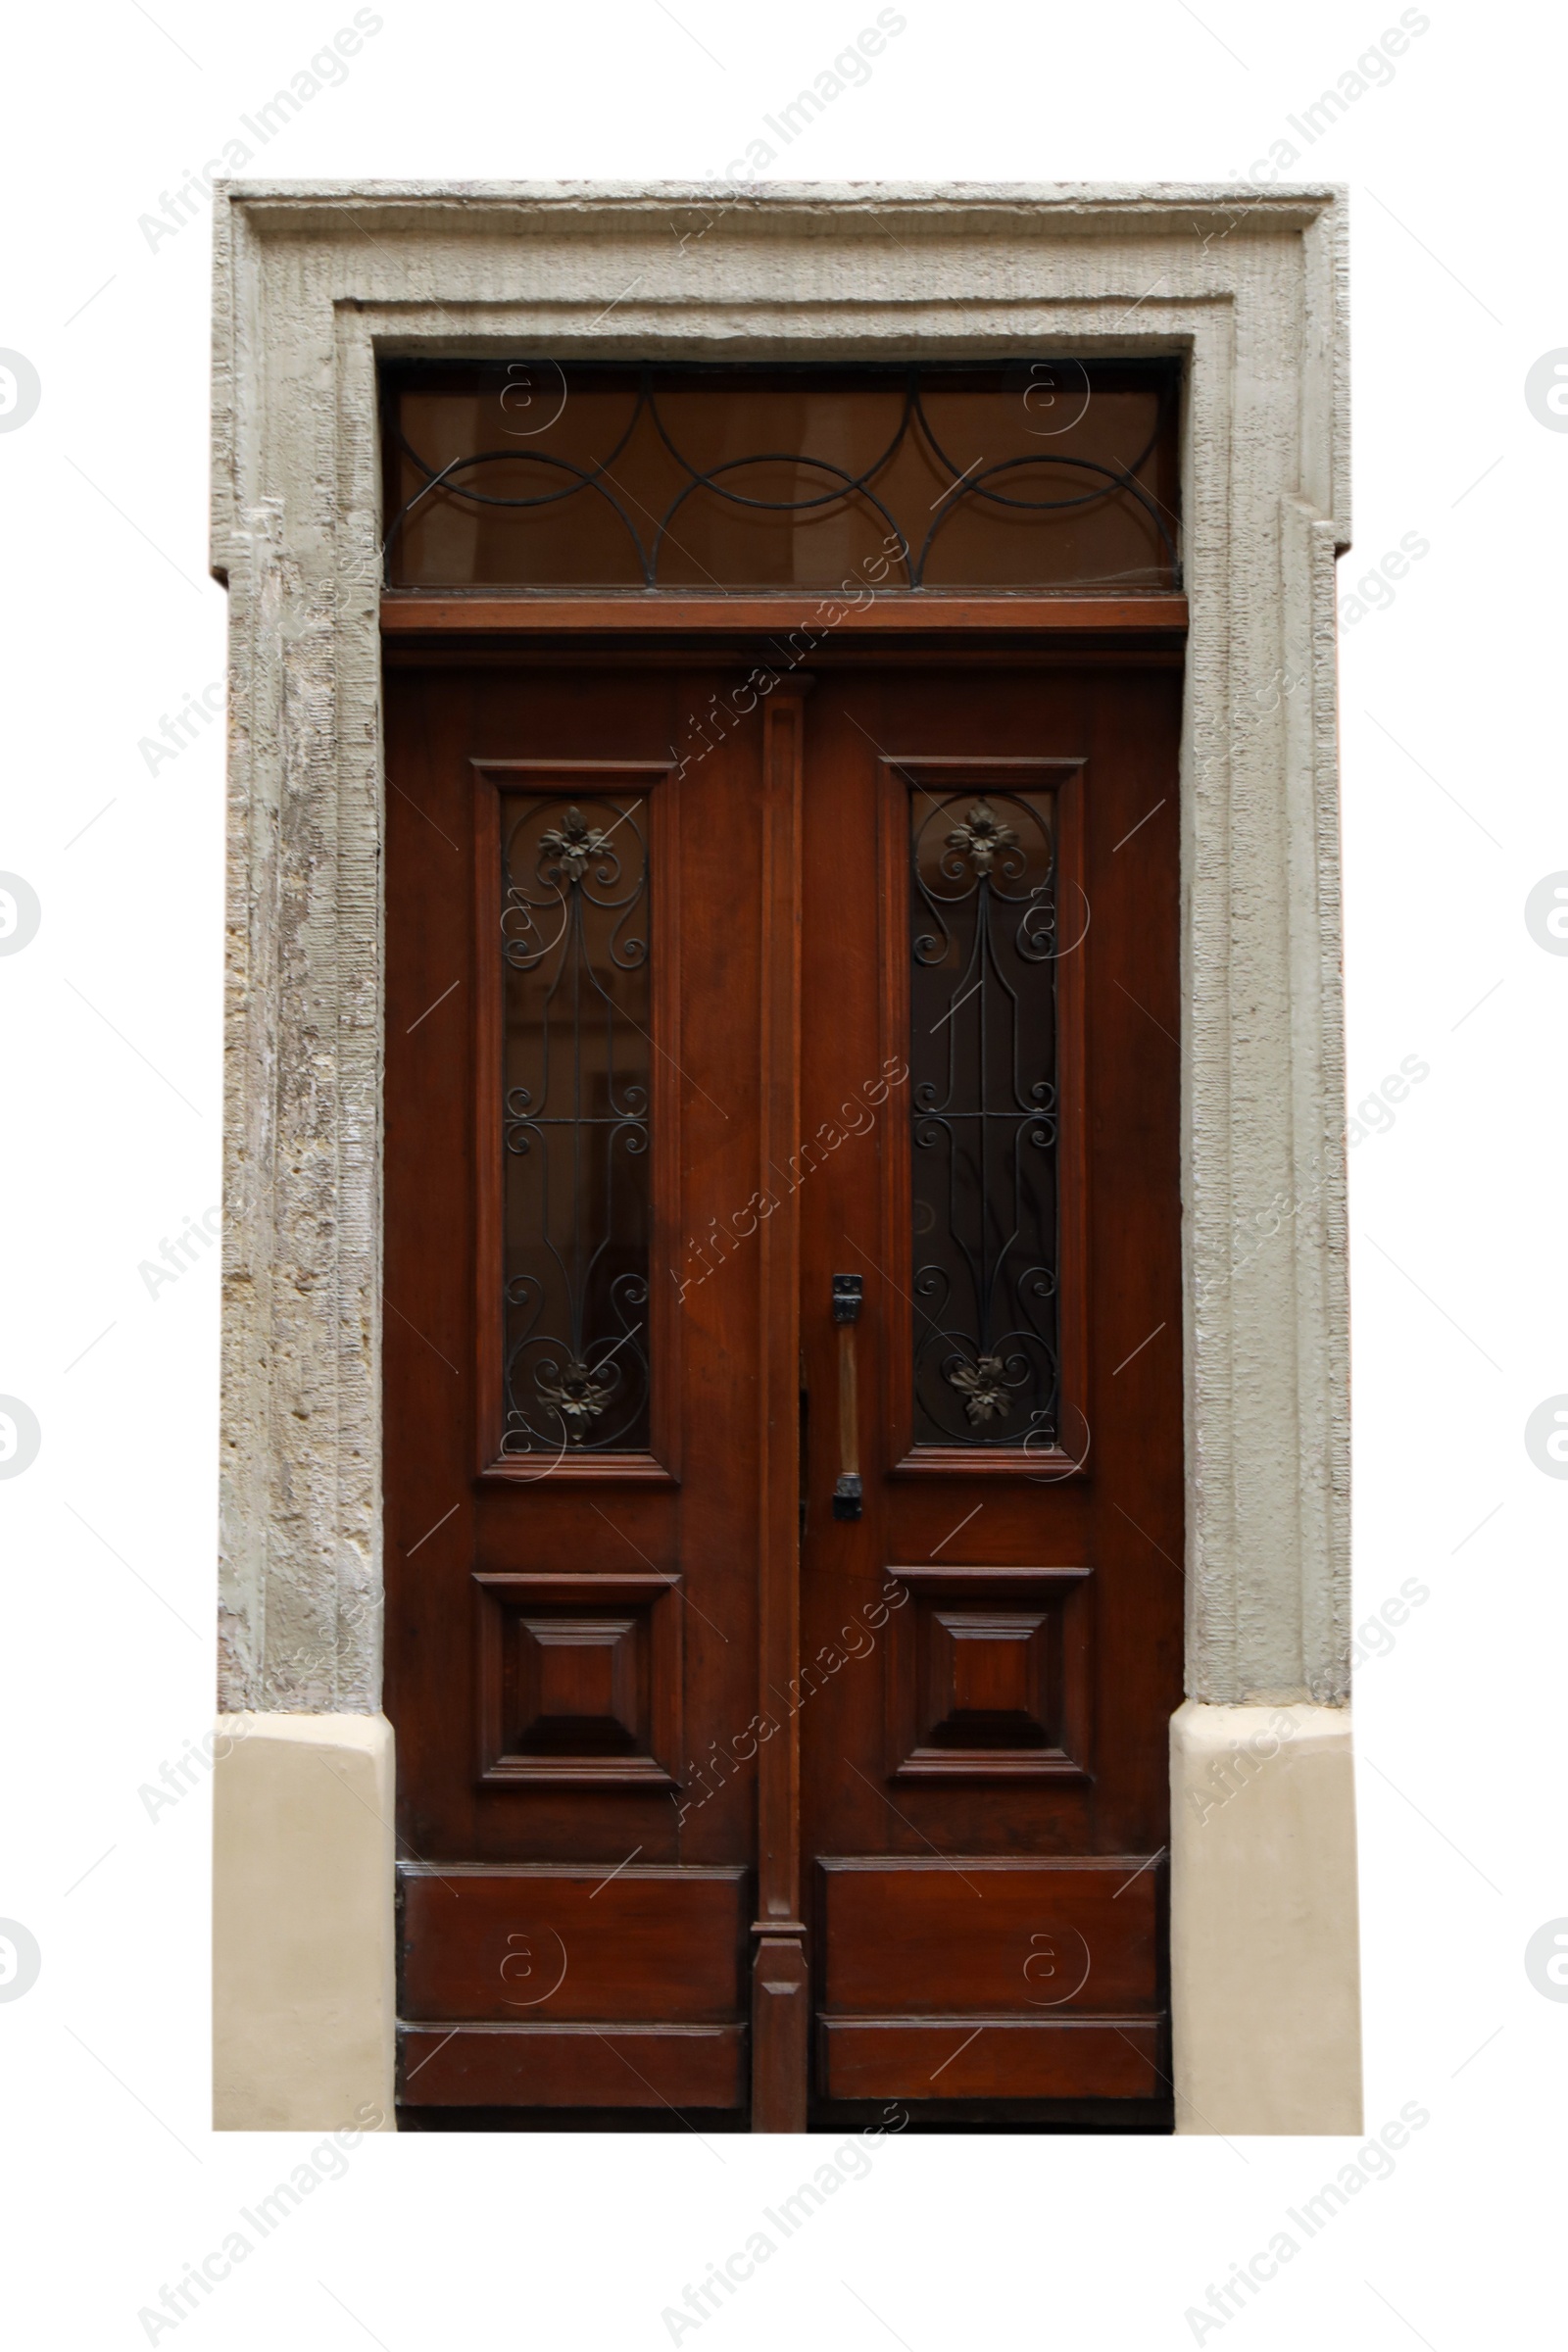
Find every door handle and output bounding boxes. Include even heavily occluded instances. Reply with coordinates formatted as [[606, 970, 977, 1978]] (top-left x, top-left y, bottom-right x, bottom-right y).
[[831, 1274, 862, 1520]]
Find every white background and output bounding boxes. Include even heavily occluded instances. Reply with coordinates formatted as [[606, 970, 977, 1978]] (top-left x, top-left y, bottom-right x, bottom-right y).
[[1, 0, 1562, 2344]]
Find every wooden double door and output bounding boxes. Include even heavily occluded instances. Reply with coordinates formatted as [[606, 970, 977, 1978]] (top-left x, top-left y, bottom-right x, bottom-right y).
[[385, 647, 1183, 2130]]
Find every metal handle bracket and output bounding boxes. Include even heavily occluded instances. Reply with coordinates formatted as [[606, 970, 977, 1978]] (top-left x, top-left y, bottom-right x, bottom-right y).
[[831, 1273, 863, 1517]]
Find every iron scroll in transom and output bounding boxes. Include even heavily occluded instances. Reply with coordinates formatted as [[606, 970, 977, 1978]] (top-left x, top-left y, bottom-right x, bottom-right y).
[[380, 361, 1181, 594]]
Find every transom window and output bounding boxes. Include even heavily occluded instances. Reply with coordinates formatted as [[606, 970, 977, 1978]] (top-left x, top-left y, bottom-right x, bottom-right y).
[[379, 360, 1181, 594]]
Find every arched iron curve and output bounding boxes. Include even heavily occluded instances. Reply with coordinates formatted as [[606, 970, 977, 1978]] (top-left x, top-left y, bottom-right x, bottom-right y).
[[380, 362, 1180, 591]]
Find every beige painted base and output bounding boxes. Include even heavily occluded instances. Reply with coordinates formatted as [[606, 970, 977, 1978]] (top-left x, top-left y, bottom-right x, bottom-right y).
[[213, 1712, 396, 2132], [1170, 1699, 1363, 2135]]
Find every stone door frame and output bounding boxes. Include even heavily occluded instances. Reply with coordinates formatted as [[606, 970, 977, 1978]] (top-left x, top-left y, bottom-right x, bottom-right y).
[[210, 181, 1360, 2135]]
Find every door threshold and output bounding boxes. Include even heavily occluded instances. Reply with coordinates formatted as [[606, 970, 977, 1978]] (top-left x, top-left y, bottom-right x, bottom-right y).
[[394, 2098, 1174, 2134]]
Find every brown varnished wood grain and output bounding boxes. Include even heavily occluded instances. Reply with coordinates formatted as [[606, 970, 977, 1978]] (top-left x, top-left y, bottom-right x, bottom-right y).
[[399, 2024, 747, 2109], [384, 654, 1183, 2122], [794, 666, 1183, 2097], [382, 593, 1189, 636], [750, 682, 810, 2129], [817, 2018, 1162, 2103]]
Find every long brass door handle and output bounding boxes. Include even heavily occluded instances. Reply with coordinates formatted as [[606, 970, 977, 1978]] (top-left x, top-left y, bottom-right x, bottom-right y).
[[832, 1273, 862, 1520]]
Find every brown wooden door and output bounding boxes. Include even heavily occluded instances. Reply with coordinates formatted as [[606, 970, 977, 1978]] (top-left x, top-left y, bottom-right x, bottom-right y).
[[385, 650, 1183, 2131]]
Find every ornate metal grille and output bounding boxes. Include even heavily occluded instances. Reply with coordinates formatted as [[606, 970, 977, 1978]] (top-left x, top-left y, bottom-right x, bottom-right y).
[[907, 787, 1059, 1447], [501, 794, 651, 1454], [380, 361, 1180, 592]]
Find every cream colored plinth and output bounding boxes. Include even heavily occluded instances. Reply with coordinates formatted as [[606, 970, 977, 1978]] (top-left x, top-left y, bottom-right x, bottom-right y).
[[1171, 1700, 1362, 2136], [213, 1712, 397, 2132]]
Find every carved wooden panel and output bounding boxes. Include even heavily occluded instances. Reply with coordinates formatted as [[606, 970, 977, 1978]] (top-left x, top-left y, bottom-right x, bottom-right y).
[[815, 1850, 1166, 2105], [884, 1564, 1092, 1781], [473, 1572, 680, 1786], [399, 1860, 750, 2107], [399, 1862, 746, 2022], [817, 1854, 1163, 2015], [818, 2018, 1161, 2102], [514, 1612, 641, 1754], [929, 1606, 1049, 1741], [398, 2023, 747, 2109]]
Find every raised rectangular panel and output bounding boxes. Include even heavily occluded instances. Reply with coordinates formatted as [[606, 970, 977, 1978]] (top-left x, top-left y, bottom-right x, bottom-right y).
[[399, 1864, 747, 2024], [517, 1615, 640, 1753], [817, 1855, 1163, 2019], [473, 1571, 680, 1785], [817, 2017, 1161, 2102], [399, 2022, 746, 2109], [884, 1564, 1092, 1782], [932, 1608, 1048, 1742]]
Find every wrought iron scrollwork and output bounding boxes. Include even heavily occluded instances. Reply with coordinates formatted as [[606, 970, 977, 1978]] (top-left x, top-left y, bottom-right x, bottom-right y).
[[381, 361, 1179, 591], [501, 795, 652, 1454], [909, 790, 1060, 1447]]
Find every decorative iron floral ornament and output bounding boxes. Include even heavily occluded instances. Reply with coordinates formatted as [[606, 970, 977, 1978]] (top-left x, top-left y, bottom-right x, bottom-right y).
[[538, 807, 612, 884], [533, 1355, 617, 1444], [909, 786, 1061, 1448], [945, 800, 1017, 876], [947, 1351, 1012, 1425]]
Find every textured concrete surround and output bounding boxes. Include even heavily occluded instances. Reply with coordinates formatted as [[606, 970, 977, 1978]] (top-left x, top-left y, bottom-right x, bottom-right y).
[[210, 182, 1360, 2133]]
